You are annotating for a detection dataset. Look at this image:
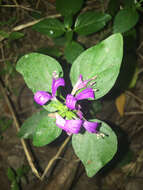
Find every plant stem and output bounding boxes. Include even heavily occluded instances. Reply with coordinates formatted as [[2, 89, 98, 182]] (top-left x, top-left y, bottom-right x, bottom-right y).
[[41, 136, 71, 180], [0, 78, 41, 180]]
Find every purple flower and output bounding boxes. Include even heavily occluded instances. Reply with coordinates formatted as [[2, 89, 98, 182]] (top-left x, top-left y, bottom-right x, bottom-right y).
[[77, 105, 83, 119], [34, 73, 99, 135], [65, 75, 96, 110], [52, 78, 65, 97], [55, 113, 98, 135], [56, 113, 82, 135], [66, 94, 77, 110], [34, 74, 65, 105], [75, 88, 95, 100], [34, 91, 52, 106], [71, 74, 96, 95], [83, 121, 98, 133], [66, 88, 95, 110]]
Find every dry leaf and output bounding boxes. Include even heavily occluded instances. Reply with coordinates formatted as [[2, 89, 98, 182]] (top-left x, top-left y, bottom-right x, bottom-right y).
[[115, 93, 126, 116]]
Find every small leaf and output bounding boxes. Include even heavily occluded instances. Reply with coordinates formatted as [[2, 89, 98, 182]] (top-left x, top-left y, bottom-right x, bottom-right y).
[[30, 12, 43, 19], [56, 0, 83, 16], [107, 0, 120, 16], [33, 116, 62, 146], [16, 165, 30, 178], [43, 100, 63, 112], [18, 110, 48, 139], [123, 0, 135, 7], [64, 15, 73, 29], [64, 41, 84, 64], [9, 32, 24, 41], [11, 180, 19, 190], [70, 33, 123, 100], [36, 47, 62, 58], [72, 119, 117, 177], [74, 11, 111, 36], [7, 168, 16, 181], [16, 53, 63, 93], [115, 93, 126, 116], [65, 30, 73, 43], [0, 30, 10, 38], [113, 7, 139, 33], [32, 18, 65, 38]]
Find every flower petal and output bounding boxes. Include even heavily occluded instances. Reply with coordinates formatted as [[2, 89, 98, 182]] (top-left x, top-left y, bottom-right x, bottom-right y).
[[65, 119, 82, 134], [75, 88, 95, 100], [52, 78, 65, 97], [83, 121, 98, 133], [34, 91, 52, 105], [66, 94, 77, 110], [55, 113, 66, 130], [72, 74, 90, 95], [77, 105, 83, 119], [56, 114, 82, 135]]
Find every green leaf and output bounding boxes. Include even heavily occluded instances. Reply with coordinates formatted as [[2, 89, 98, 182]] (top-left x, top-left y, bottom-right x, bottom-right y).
[[18, 110, 49, 139], [0, 16, 16, 26], [7, 168, 16, 181], [16, 165, 30, 178], [113, 7, 139, 33], [43, 99, 64, 112], [30, 12, 43, 19], [70, 33, 123, 100], [74, 11, 111, 36], [64, 41, 84, 64], [56, 0, 83, 16], [11, 180, 19, 190], [33, 116, 62, 147], [65, 30, 73, 43], [107, 0, 120, 16], [0, 117, 12, 133], [72, 119, 117, 177], [123, 0, 135, 7], [0, 30, 10, 38], [32, 18, 65, 38], [9, 32, 24, 41], [36, 47, 62, 58], [64, 15, 73, 29], [16, 53, 63, 93]]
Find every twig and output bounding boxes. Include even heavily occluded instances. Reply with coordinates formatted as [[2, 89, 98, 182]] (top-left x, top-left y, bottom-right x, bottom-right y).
[[0, 45, 5, 60], [125, 111, 143, 115], [137, 41, 143, 51], [0, 79, 41, 180], [137, 68, 143, 75], [0, 57, 15, 63], [12, 0, 19, 6], [0, 13, 61, 42], [12, 14, 61, 31], [138, 53, 143, 60], [36, 0, 41, 9], [0, 4, 40, 13], [41, 136, 71, 180], [126, 91, 143, 104]]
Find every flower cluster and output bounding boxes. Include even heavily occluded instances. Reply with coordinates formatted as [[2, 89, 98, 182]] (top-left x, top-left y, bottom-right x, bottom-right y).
[[34, 72, 98, 135]]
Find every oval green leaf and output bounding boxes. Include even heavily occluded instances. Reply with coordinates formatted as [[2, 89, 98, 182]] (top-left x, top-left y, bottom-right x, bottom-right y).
[[16, 53, 63, 93], [18, 110, 48, 139], [72, 119, 117, 177], [74, 11, 111, 36], [70, 33, 123, 100], [32, 18, 65, 38], [64, 41, 84, 64], [56, 0, 83, 16], [113, 7, 139, 33], [33, 116, 62, 147]]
